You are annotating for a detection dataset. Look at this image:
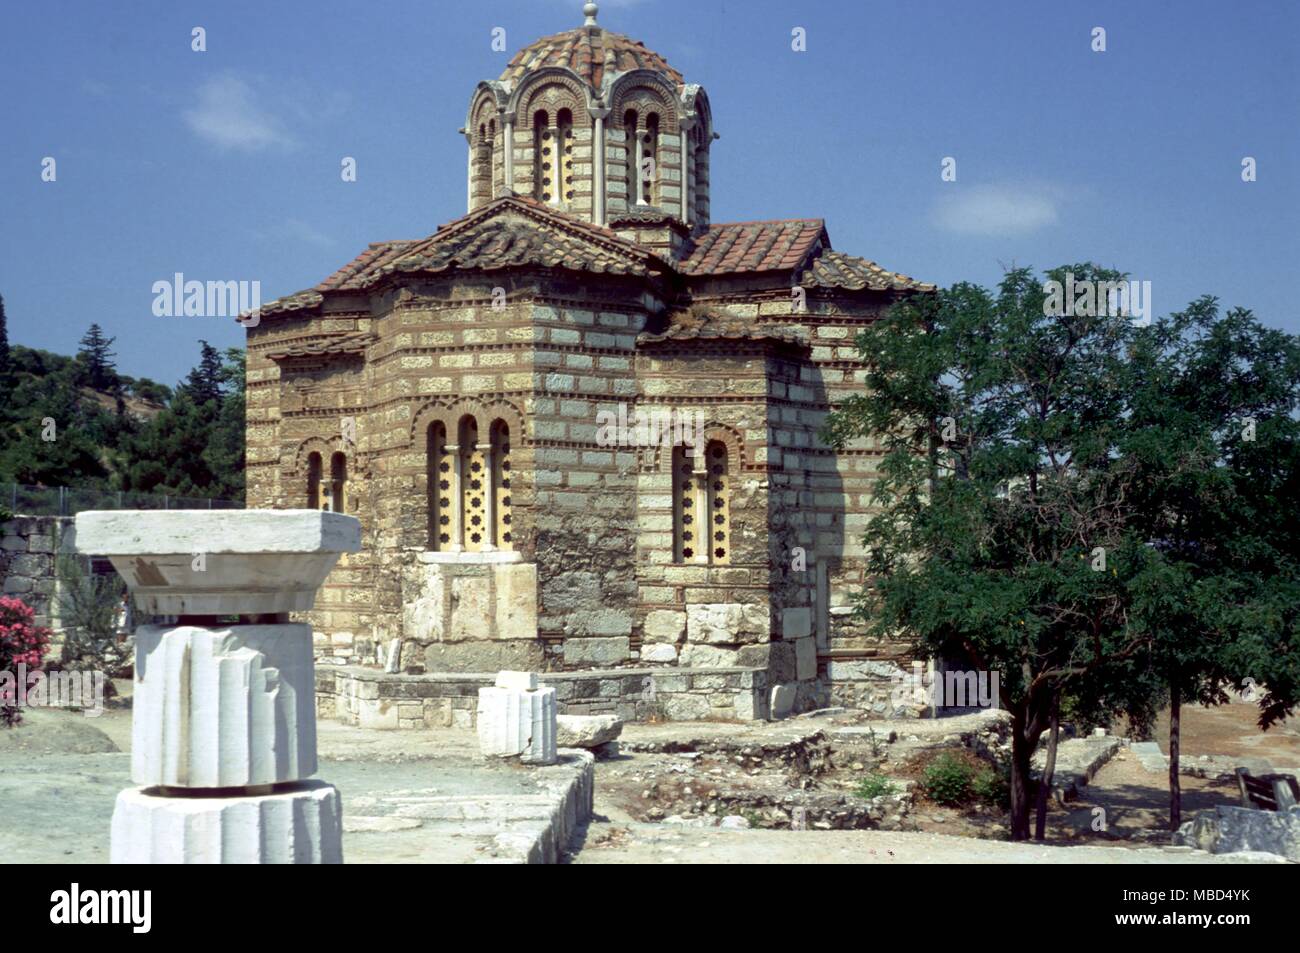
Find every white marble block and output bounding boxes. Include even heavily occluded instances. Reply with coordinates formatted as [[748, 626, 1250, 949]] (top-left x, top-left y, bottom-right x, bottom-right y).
[[110, 781, 343, 864], [74, 509, 360, 615], [477, 684, 557, 765], [131, 624, 316, 788]]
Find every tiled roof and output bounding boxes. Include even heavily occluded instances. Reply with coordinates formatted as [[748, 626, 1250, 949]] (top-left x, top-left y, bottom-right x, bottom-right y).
[[677, 220, 828, 277], [500, 28, 682, 90], [638, 310, 809, 349], [266, 332, 373, 361], [252, 196, 670, 318], [798, 249, 935, 292]]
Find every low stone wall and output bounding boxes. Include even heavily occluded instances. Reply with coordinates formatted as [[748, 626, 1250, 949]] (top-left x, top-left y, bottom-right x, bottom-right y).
[[0, 515, 72, 630], [318, 664, 769, 729]]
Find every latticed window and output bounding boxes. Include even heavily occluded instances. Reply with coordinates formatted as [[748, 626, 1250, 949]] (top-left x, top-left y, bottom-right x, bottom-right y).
[[673, 441, 731, 564], [556, 108, 574, 204], [491, 420, 513, 550], [459, 417, 486, 551], [704, 441, 730, 563], [533, 110, 552, 203], [427, 421, 450, 549]]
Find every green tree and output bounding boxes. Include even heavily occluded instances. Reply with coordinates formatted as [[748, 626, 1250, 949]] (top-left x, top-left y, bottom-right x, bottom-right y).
[[182, 340, 225, 407], [75, 324, 119, 392], [825, 265, 1161, 840], [1124, 299, 1300, 827]]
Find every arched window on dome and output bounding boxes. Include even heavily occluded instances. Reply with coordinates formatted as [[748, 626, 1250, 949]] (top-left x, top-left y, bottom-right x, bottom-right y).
[[489, 118, 502, 197], [622, 109, 640, 206], [556, 108, 574, 205], [533, 110, 552, 203], [642, 113, 659, 206], [329, 452, 348, 514], [306, 452, 323, 510], [690, 125, 705, 223]]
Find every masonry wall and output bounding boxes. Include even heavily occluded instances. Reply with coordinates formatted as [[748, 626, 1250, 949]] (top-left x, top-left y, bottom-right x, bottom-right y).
[[0, 515, 71, 631]]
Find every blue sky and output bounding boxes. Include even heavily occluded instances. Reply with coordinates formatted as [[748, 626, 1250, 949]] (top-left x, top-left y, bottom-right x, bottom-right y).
[[2, 0, 1296, 385]]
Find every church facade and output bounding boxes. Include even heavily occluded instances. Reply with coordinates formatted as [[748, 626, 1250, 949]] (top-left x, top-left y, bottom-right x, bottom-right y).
[[244, 4, 933, 719]]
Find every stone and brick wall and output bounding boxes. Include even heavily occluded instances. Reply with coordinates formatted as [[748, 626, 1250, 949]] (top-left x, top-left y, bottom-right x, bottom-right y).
[[0, 515, 71, 631], [318, 664, 767, 730]]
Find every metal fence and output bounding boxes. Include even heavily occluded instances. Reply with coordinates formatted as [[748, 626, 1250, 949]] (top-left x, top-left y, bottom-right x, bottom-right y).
[[4, 483, 244, 516]]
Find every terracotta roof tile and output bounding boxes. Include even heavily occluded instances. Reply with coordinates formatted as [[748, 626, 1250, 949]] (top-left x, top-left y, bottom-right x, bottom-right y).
[[638, 309, 809, 349], [500, 28, 682, 90], [252, 196, 670, 319], [797, 249, 936, 292], [677, 220, 827, 277]]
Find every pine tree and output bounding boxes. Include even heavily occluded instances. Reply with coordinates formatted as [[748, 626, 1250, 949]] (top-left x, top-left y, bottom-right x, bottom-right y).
[[0, 293, 10, 383], [75, 324, 118, 392], [182, 340, 225, 407]]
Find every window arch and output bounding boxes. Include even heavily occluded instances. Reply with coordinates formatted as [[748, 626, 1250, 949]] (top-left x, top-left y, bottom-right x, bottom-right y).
[[673, 441, 731, 564], [533, 110, 552, 203], [329, 452, 348, 514], [307, 452, 323, 509], [427, 421, 450, 550]]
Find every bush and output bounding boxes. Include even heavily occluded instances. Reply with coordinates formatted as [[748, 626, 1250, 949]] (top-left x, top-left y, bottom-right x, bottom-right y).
[[0, 596, 52, 727], [972, 763, 1011, 808], [922, 752, 976, 806], [856, 773, 897, 800], [56, 555, 130, 676]]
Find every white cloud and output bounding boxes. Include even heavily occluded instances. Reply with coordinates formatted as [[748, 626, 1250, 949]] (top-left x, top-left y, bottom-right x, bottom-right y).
[[183, 75, 292, 151], [932, 184, 1061, 237], [252, 219, 334, 248]]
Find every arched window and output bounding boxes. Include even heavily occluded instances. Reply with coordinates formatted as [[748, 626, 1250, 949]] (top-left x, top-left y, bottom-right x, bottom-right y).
[[692, 125, 709, 224], [672, 441, 730, 564], [489, 118, 502, 197], [491, 420, 513, 551], [329, 452, 348, 514], [459, 416, 486, 551], [642, 113, 659, 206], [623, 109, 639, 205], [556, 108, 574, 205], [704, 441, 730, 564], [533, 110, 552, 203], [427, 421, 450, 550], [672, 445, 697, 562], [307, 452, 323, 509]]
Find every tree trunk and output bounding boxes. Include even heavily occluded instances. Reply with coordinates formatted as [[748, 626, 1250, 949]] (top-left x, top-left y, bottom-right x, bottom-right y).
[[1009, 706, 1035, 840], [1169, 680, 1182, 831], [1035, 694, 1060, 841]]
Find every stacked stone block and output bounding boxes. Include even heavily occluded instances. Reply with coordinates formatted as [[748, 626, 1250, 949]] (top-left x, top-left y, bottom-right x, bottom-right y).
[[76, 509, 359, 864]]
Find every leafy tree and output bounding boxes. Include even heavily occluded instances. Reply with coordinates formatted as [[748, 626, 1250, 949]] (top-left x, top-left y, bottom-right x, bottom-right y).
[[1124, 299, 1300, 827], [75, 324, 119, 392], [825, 264, 1147, 839]]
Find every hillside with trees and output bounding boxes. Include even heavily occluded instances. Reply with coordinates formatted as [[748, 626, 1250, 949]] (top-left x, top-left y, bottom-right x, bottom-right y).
[[0, 293, 245, 502]]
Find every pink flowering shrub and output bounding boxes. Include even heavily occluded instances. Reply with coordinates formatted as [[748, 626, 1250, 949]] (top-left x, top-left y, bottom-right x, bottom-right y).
[[0, 596, 52, 727]]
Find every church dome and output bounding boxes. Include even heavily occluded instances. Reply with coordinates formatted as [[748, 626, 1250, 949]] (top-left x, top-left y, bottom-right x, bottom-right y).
[[498, 6, 682, 92]]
